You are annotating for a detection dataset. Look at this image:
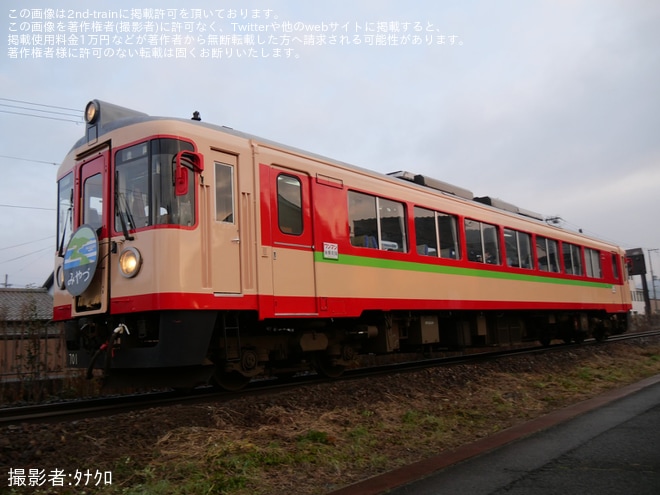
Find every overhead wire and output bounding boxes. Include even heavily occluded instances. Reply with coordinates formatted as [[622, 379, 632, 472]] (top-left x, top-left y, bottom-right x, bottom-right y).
[[0, 203, 55, 211], [0, 236, 54, 252], [0, 245, 52, 265], [0, 97, 76, 286], [0, 154, 59, 166], [0, 97, 83, 123]]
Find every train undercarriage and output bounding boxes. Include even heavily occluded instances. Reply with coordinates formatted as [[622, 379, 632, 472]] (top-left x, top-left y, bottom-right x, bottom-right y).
[[64, 307, 629, 391]]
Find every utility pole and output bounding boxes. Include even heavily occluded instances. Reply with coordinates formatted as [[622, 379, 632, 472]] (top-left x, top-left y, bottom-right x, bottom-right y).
[[627, 248, 651, 320], [649, 248, 659, 314]]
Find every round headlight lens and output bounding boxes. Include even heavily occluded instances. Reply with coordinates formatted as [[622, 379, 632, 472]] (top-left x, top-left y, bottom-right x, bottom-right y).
[[119, 247, 142, 278], [84, 100, 100, 124], [56, 265, 66, 290]]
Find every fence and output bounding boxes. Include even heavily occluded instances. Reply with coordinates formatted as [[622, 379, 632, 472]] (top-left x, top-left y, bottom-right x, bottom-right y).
[[0, 322, 65, 381]]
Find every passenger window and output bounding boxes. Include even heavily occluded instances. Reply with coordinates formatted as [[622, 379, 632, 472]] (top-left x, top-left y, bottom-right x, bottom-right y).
[[465, 219, 500, 264], [348, 191, 378, 248], [585, 248, 602, 278], [215, 163, 234, 223], [379, 197, 407, 252], [562, 242, 583, 275], [465, 220, 482, 262], [414, 207, 438, 256], [277, 174, 302, 235], [504, 229, 534, 269], [611, 253, 619, 280], [437, 213, 460, 259], [482, 223, 500, 264], [537, 236, 560, 272], [414, 207, 460, 259], [348, 191, 407, 252]]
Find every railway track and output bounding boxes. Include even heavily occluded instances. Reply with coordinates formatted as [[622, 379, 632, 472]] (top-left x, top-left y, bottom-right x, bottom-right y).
[[2, 329, 658, 426]]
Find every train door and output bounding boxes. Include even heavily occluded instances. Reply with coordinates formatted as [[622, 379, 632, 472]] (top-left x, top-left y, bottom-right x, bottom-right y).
[[612, 251, 628, 307], [269, 166, 318, 315], [210, 150, 241, 294], [72, 153, 110, 316]]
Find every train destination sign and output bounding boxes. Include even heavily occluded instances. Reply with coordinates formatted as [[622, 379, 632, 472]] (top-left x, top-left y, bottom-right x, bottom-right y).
[[63, 225, 99, 296]]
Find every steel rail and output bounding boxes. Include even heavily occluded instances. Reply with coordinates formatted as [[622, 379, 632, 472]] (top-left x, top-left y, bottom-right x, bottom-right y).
[[1, 329, 658, 426]]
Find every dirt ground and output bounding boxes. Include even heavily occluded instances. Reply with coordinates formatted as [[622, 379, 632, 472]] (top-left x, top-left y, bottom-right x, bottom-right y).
[[2, 337, 660, 494]]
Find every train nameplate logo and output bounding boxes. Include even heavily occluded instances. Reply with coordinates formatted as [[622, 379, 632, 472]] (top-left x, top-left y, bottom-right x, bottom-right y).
[[323, 242, 339, 260], [63, 225, 99, 296]]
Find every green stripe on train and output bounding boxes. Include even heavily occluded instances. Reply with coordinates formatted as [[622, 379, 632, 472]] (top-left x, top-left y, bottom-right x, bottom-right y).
[[314, 251, 611, 289]]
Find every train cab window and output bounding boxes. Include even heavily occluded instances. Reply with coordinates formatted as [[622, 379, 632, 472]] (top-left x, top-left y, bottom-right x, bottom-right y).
[[562, 242, 583, 275], [57, 172, 73, 250], [537, 236, 560, 273], [585, 248, 602, 278], [277, 174, 303, 235], [465, 219, 500, 264], [215, 163, 234, 223], [348, 191, 407, 252], [504, 229, 534, 269], [115, 139, 195, 232], [414, 207, 460, 259]]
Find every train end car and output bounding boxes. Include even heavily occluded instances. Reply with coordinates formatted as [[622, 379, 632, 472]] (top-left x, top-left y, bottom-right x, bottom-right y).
[[54, 100, 632, 390]]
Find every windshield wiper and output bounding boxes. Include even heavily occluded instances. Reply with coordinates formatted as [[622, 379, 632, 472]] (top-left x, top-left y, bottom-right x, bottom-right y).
[[115, 172, 135, 241], [57, 205, 72, 257]]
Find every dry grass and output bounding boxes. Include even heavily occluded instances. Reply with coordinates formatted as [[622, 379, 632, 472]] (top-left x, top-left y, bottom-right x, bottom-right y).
[[3, 338, 660, 495], [129, 339, 660, 495]]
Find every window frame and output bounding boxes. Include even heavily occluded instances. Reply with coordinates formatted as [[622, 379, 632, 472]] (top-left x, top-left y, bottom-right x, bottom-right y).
[[413, 206, 461, 260], [465, 218, 501, 265], [348, 190, 407, 253], [585, 248, 602, 279], [504, 228, 534, 270], [276, 173, 303, 236], [215, 162, 235, 224], [562, 242, 584, 276], [536, 236, 560, 273]]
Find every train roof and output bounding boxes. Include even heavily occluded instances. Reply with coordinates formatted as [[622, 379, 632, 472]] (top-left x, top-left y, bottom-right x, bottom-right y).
[[72, 100, 616, 249]]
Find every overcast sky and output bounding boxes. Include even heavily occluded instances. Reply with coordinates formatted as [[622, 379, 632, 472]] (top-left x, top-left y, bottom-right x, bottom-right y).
[[1, 0, 659, 288]]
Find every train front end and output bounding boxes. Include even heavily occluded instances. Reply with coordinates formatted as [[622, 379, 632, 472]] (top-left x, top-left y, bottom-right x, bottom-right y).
[[53, 100, 214, 387]]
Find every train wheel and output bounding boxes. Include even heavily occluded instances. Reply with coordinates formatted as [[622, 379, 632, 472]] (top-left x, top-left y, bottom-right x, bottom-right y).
[[314, 353, 345, 379], [593, 328, 608, 342], [213, 369, 250, 391]]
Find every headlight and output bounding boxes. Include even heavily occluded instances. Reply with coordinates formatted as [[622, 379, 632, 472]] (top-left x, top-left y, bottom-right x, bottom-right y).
[[118, 247, 142, 278], [56, 265, 66, 290], [84, 100, 100, 124]]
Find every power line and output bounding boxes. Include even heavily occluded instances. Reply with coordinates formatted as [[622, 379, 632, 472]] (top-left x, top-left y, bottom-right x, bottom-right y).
[[0, 203, 55, 211], [0, 109, 83, 123], [0, 236, 54, 252], [0, 102, 82, 119], [0, 245, 52, 264], [0, 97, 81, 113], [0, 154, 58, 166], [0, 97, 83, 124]]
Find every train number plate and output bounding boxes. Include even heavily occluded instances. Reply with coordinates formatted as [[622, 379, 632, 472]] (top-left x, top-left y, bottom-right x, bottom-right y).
[[68, 353, 78, 366], [323, 242, 339, 260]]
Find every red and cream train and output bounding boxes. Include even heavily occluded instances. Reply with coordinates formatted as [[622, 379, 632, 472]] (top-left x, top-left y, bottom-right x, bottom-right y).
[[53, 100, 631, 389]]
